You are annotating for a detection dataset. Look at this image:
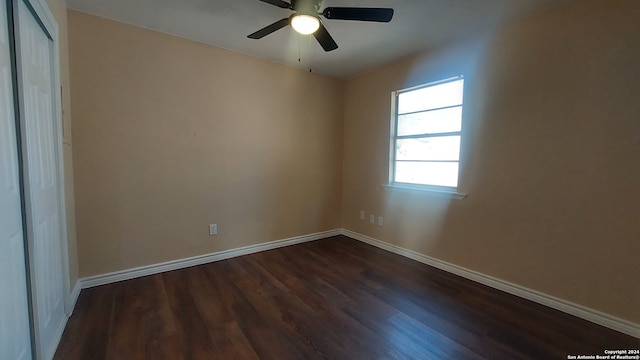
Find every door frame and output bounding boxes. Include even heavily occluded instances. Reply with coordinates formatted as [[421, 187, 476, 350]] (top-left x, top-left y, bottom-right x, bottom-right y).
[[10, 0, 71, 358]]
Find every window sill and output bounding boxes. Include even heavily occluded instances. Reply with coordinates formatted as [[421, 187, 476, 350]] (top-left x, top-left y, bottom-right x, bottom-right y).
[[382, 184, 467, 200]]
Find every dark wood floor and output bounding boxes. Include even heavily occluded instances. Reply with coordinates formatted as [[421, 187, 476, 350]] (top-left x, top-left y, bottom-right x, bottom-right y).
[[55, 235, 638, 359]]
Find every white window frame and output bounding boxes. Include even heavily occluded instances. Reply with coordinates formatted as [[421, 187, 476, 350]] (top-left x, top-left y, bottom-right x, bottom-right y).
[[385, 75, 467, 199]]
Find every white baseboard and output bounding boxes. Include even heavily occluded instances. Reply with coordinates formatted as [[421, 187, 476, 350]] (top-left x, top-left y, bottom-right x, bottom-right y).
[[341, 229, 640, 339], [71, 227, 638, 339], [80, 229, 341, 289]]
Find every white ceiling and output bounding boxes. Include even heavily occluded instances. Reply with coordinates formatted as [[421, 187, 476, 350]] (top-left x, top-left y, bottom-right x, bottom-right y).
[[65, 0, 569, 79]]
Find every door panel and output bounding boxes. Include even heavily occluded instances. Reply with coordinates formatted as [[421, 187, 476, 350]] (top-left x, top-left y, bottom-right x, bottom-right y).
[[0, 3, 32, 360], [17, 0, 66, 357]]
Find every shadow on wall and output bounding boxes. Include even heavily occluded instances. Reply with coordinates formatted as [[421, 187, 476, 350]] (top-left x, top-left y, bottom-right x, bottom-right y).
[[259, 69, 344, 240]]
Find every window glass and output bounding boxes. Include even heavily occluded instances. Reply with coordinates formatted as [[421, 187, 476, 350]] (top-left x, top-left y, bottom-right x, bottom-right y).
[[397, 79, 463, 114], [395, 136, 460, 161], [396, 106, 462, 136], [394, 162, 459, 188], [391, 76, 464, 189]]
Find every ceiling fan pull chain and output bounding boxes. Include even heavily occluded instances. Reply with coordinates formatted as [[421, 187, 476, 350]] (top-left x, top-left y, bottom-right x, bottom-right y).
[[308, 34, 312, 73]]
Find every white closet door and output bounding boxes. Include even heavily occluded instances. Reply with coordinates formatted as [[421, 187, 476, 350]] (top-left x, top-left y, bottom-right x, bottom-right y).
[[0, 3, 33, 360], [16, 0, 66, 358]]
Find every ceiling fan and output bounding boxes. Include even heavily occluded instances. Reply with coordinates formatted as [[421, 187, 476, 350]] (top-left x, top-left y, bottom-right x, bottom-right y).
[[247, 0, 394, 52]]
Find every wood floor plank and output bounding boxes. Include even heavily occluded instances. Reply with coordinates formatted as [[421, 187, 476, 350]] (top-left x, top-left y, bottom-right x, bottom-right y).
[[162, 269, 218, 358], [105, 280, 146, 360], [55, 235, 639, 360], [186, 266, 234, 327], [230, 290, 308, 359], [138, 274, 177, 356], [206, 260, 308, 359], [143, 334, 183, 360], [208, 321, 260, 360], [54, 285, 115, 360]]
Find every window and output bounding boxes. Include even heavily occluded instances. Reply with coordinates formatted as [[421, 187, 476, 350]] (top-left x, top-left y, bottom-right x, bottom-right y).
[[389, 76, 464, 193]]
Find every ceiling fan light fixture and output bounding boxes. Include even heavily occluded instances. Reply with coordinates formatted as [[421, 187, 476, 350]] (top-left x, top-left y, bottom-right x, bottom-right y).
[[290, 14, 320, 35]]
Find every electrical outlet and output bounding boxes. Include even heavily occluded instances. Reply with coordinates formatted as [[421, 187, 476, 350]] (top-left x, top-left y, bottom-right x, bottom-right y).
[[359, 210, 365, 220], [369, 214, 375, 224], [209, 224, 217, 236], [378, 216, 384, 226]]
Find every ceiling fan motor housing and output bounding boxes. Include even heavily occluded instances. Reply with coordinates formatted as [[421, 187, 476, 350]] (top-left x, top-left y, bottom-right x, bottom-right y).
[[291, 0, 322, 15]]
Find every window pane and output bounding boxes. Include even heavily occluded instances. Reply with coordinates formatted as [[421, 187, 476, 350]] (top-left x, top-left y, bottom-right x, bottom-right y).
[[397, 79, 463, 114], [395, 161, 459, 187], [397, 106, 462, 136], [396, 136, 460, 161]]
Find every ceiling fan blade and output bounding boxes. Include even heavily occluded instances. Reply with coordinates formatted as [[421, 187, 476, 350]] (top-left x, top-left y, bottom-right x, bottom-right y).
[[313, 22, 338, 52], [258, 0, 291, 9], [247, 18, 290, 39], [322, 7, 394, 22]]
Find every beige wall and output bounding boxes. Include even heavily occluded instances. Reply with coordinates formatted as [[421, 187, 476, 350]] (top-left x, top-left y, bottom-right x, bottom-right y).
[[68, 11, 344, 277], [67, 0, 638, 325], [342, 0, 640, 324], [45, 0, 79, 289]]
